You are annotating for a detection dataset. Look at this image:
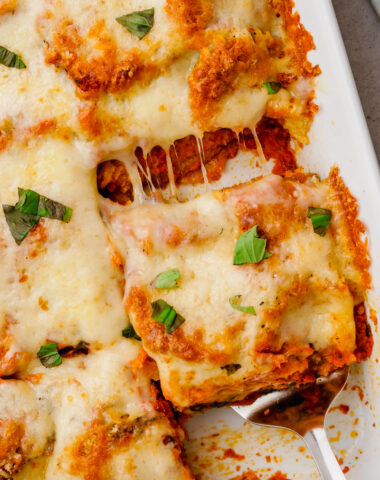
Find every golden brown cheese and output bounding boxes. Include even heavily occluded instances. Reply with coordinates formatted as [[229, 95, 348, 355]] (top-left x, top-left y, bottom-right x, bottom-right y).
[[103, 173, 370, 408], [165, 0, 213, 38], [0, 0, 16, 15], [188, 30, 275, 127]]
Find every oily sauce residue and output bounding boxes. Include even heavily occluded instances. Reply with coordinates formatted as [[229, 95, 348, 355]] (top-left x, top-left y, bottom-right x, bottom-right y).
[[329, 404, 350, 415], [351, 385, 364, 402], [229, 469, 290, 480], [218, 448, 245, 461]]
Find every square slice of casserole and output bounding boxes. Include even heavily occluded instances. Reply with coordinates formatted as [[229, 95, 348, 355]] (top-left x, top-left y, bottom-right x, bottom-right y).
[[104, 171, 372, 409]]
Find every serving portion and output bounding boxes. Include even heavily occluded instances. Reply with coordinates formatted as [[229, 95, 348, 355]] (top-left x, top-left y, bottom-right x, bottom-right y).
[[0, 0, 374, 479], [104, 171, 372, 408]]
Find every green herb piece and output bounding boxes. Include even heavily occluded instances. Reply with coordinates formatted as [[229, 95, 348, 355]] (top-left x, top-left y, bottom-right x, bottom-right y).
[[0, 46, 26, 69], [17, 188, 72, 222], [122, 324, 141, 341], [151, 299, 185, 334], [307, 207, 332, 237], [229, 295, 256, 315], [221, 363, 242, 375], [233, 225, 271, 265], [151, 269, 180, 289], [2, 205, 39, 245], [37, 343, 62, 368], [58, 341, 90, 357], [2, 188, 72, 245], [263, 82, 281, 94], [72, 340, 90, 355], [116, 8, 154, 39]]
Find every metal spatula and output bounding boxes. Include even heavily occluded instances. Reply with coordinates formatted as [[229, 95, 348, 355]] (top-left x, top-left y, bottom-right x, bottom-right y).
[[232, 367, 349, 480]]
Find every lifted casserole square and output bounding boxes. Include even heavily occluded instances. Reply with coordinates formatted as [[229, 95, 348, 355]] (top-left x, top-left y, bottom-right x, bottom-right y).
[[105, 172, 370, 409]]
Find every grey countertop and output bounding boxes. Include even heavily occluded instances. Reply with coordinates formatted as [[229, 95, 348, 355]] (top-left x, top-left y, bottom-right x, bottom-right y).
[[332, 0, 380, 159]]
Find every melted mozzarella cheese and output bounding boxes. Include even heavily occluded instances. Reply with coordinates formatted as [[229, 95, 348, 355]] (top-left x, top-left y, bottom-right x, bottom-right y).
[[110, 53, 201, 150], [211, 87, 268, 132], [211, 0, 272, 30]]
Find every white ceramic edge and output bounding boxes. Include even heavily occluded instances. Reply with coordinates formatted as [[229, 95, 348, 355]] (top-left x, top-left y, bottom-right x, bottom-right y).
[[321, 0, 379, 177]]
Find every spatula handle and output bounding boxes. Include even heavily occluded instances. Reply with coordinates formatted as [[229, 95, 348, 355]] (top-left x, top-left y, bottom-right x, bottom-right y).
[[304, 427, 346, 480]]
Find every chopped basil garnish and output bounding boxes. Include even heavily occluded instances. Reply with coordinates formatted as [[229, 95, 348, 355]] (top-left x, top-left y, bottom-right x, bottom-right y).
[[116, 8, 154, 39], [0, 46, 26, 69], [151, 269, 180, 289], [221, 363, 242, 375], [17, 188, 72, 222], [151, 299, 185, 334], [38, 341, 89, 368], [72, 341, 89, 355], [2, 188, 72, 245], [37, 343, 62, 368], [2, 205, 39, 245], [233, 225, 271, 265], [307, 207, 332, 237], [229, 295, 256, 315], [263, 82, 281, 94], [59, 341, 90, 357], [122, 324, 141, 341]]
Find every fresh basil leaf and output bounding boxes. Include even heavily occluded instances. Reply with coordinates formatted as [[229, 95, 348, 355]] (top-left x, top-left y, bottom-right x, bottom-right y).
[[0, 46, 26, 69], [2, 205, 39, 245], [168, 313, 185, 334], [116, 8, 154, 39], [122, 324, 141, 341], [37, 343, 62, 368], [233, 225, 271, 265], [307, 207, 332, 237], [151, 299, 185, 334], [221, 363, 241, 375], [263, 82, 281, 94], [229, 295, 256, 315], [151, 269, 180, 289], [16, 188, 39, 214], [17, 188, 72, 222], [2, 188, 73, 245]]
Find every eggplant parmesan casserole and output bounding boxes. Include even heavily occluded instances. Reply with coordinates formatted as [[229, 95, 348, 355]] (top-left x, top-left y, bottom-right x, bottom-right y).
[[0, 0, 372, 478]]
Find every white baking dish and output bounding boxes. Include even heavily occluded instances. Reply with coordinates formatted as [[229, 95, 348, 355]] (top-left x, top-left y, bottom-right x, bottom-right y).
[[184, 1, 380, 478]]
